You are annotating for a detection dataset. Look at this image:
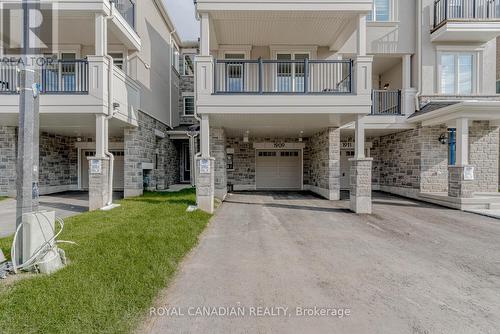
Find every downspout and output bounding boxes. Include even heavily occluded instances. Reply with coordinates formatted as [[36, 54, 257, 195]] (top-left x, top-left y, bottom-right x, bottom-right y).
[[104, 1, 115, 207], [415, 0, 422, 111], [169, 30, 176, 128]]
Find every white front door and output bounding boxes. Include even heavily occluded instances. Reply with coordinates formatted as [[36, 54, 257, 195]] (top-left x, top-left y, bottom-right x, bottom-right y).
[[256, 150, 302, 190]]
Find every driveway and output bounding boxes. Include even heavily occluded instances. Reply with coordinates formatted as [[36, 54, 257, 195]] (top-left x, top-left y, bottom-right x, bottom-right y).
[[0, 191, 123, 237], [142, 191, 500, 334]]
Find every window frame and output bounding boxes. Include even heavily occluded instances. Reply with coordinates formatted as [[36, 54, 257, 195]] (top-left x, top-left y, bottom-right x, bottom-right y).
[[183, 94, 195, 117], [437, 51, 477, 95], [367, 0, 396, 22], [182, 54, 195, 76]]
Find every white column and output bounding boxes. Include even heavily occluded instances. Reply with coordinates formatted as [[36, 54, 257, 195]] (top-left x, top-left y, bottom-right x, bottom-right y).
[[456, 118, 469, 166], [354, 115, 366, 159], [95, 115, 107, 158], [95, 13, 107, 56], [402, 55, 411, 90], [200, 114, 210, 158], [357, 15, 367, 56], [200, 13, 210, 57]]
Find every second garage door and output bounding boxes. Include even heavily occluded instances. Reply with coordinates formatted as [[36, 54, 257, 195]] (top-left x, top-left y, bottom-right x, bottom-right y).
[[256, 150, 302, 190]]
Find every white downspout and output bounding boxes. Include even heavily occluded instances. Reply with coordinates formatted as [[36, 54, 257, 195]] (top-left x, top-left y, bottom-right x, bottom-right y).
[[415, 0, 422, 111], [169, 30, 176, 128], [103, 1, 115, 207]]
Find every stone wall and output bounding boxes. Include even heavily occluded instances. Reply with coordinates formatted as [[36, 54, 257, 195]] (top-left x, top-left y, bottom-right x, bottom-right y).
[[210, 128, 227, 199], [124, 111, 179, 197], [469, 121, 499, 193], [0, 126, 17, 196], [0, 127, 79, 196], [308, 128, 341, 200], [39, 132, 78, 193], [371, 125, 448, 197]]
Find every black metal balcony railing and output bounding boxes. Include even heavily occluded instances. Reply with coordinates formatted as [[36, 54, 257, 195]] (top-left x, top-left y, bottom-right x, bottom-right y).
[[433, 0, 500, 29], [0, 60, 89, 95], [214, 59, 353, 94], [371, 90, 401, 115], [113, 0, 135, 29]]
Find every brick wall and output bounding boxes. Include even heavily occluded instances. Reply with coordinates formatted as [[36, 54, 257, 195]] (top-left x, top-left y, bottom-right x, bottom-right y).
[[210, 128, 227, 199], [371, 125, 448, 196], [0, 126, 17, 196], [124, 111, 179, 197], [469, 121, 499, 192], [308, 128, 341, 199]]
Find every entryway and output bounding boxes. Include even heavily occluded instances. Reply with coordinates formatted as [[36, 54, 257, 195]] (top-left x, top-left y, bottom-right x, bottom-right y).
[[255, 149, 302, 190]]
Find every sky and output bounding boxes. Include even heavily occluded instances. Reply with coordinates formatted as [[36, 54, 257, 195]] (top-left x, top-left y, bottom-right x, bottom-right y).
[[163, 0, 199, 41]]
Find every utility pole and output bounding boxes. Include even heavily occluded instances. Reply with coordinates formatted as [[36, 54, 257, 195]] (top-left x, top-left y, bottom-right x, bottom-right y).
[[16, 0, 41, 264]]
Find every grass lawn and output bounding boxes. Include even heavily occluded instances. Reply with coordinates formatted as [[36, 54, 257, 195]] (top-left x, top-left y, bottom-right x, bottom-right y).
[[0, 189, 211, 334], [0, 196, 8, 201]]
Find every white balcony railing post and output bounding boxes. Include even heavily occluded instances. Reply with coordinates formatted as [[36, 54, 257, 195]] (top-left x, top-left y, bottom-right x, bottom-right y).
[[87, 55, 110, 109], [354, 56, 373, 96], [195, 55, 214, 98]]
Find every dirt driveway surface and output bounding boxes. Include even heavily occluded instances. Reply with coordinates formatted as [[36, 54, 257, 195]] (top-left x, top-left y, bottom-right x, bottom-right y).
[[142, 192, 500, 334]]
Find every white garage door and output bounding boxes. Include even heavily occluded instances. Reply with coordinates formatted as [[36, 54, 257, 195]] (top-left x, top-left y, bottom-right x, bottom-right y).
[[81, 150, 124, 190], [256, 150, 302, 190]]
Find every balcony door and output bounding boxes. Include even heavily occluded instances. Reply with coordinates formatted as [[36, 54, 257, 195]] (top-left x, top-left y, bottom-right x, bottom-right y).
[[224, 53, 245, 92], [42, 52, 78, 93], [275, 53, 309, 93]]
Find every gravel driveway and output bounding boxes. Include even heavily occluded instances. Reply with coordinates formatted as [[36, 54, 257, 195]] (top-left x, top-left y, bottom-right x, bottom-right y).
[[141, 191, 500, 334]]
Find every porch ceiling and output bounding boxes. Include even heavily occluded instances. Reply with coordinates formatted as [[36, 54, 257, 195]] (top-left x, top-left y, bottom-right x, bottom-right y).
[[209, 113, 360, 137], [210, 11, 358, 48]]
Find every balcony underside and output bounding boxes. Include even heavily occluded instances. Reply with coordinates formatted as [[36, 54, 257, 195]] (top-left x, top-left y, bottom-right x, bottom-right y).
[[207, 10, 364, 50], [431, 20, 500, 42], [208, 113, 367, 137]]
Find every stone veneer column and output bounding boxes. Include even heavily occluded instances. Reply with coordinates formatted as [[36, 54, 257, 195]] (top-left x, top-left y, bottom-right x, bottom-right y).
[[448, 166, 474, 198], [210, 128, 227, 200], [350, 158, 373, 214], [195, 157, 215, 214], [88, 157, 109, 211]]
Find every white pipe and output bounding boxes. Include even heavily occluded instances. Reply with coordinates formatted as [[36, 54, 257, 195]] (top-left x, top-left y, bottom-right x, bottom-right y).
[[104, 2, 115, 206], [415, 0, 422, 111], [169, 30, 177, 128]]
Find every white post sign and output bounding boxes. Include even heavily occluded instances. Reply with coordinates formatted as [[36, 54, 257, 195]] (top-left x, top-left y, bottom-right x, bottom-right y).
[[200, 159, 210, 174], [463, 166, 474, 181], [90, 159, 102, 174]]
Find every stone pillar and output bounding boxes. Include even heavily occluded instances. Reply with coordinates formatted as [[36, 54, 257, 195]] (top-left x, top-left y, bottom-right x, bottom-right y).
[[448, 166, 474, 198], [350, 158, 373, 214], [196, 157, 215, 214], [210, 128, 227, 200], [88, 157, 109, 211]]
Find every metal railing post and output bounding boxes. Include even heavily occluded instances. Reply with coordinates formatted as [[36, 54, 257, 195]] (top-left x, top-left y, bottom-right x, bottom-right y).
[[303, 58, 309, 93], [258, 58, 263, 94]]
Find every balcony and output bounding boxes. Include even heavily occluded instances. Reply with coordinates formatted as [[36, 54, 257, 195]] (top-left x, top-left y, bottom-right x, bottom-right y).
[[432, 0, 500, 42], [114, 0, 135, 30], [213, 59, 353, 95], [0, 60, 89, 95], [371, 90, 402, 115]]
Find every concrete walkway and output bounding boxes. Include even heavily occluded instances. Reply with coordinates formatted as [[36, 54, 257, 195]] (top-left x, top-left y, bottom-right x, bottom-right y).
[[0, 191, 123, 237], [141, 191, 500, 334]]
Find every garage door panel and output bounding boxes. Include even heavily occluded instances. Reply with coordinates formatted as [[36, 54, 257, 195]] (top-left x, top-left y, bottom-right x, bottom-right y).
[[256, 150, 301, 190]]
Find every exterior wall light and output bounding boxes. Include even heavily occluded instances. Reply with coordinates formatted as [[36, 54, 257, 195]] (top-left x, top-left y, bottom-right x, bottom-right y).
[[438, 133, 448, 145]]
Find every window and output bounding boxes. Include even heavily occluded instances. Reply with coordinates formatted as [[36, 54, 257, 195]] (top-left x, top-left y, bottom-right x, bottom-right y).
[[172, 45, 180, 73], [439, 52, 474, 95], [368, 0, 391, 21], [109, 53, 124, 70], [497, 80, 500, 94], [182, 54, 195, 76], [183, 96, 195, 116]]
